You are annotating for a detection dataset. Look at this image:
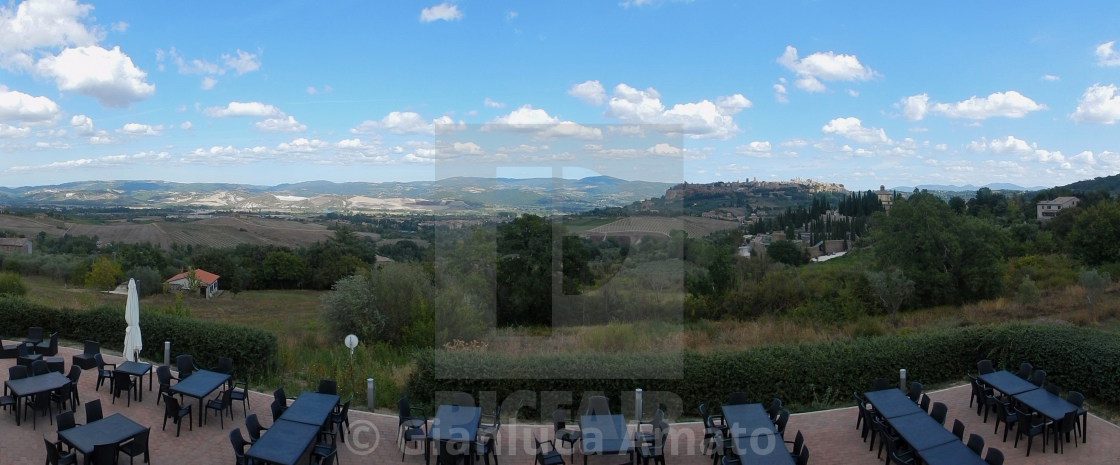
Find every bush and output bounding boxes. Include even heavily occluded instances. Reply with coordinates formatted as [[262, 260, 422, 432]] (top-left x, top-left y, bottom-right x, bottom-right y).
[[0, 296, 276, 380], [321, 262, 434, 346], [0, 272, 27, 297], [125, 266, 164, 297]]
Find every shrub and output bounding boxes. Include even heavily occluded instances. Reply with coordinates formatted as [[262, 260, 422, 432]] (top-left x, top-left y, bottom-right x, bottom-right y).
[[0, 272, 27, 297], [322, 262, 434, 346], [125, 266, 164, 297]]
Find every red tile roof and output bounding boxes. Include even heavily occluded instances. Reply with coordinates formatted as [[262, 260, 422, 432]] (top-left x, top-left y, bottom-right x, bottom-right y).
[[165, 269, 220, 285]]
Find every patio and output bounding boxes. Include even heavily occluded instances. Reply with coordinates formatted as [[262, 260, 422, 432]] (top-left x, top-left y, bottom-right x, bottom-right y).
[[2, 340, 1119, 464]]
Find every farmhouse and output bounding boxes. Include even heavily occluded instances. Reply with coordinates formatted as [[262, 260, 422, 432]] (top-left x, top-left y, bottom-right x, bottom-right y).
[[1037, 196, 1079, 221], [0, 238, 32, 255], [165, 269, 221, 299]]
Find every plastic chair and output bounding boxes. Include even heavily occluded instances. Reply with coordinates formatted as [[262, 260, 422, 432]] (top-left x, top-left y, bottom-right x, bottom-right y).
[[71, 340, 100, 370], [93, 353, 115, 392], [175, 354, 196, 380], [211, 356, 234, 375], [552, 409, 581, 463], [992, 401, 1017, 442], [984, 447, 1004, 465], [51, 381, 74, 413], [967, 433, 985, 456], [1051, 410, 1079, 453], [271, 399, 285, 423], [1016, 362, 1032, 379], [66, 365, 82, 407], [246, 413, 268, 443], [162, 393, 192, 437], [952, 418, 965, 440], [473, 418, 502, 465], [451, 391, 474, 407], [36, 332, 59, 356], [397, 397, 427, 461], [204, 388, 234, 428], [872, 377, 891, 391], [884, 431, 916, 465], [534, 434, 566, 465], [727, 391, 749, 405], [930, 401, 948, 426], [784, 430, 805, 458], [332, 394, 352, 442], [118, 427, 150, 465], [230, 379, 250, 418], [1067, 390, 1088, 443], [230, 428, 250, 465], [919, 393, 931, 413], [31, 359, 49, 376], [317, 379, 338, 395], [775, 409, 790, 436], [57, 410, 80, 450], [84, 399, 103, 422], [44, 434, 76, 465], [112, 370, 135, 406], [907, 382, 923, 403], [155, 365, 174, 406], [768, 398, 783, 422], [585, 395, 610, 416], [977, 359, 995, 375], [1028, 369, 1046, 387], [26, 392, 53, 430], [1013, 406, 1047, 457], [636, 421, 667, 465]]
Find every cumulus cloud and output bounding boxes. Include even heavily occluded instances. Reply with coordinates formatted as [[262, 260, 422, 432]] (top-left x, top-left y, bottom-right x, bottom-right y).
[[0, 0, 102, 69], [1071, 83, 1120, 124], [222, 49, 261, 75], [349, 112, 459, 135], [0, 123, 30, 138], [0, 88, 60, 123], [35, 45, 154, 107], [972, 135, 1072, 167], [201, 76, 217, 90], [491, 105, 560, 125], [420, 3, 462, 22], [204, 101, 283, 118], [255, 116, 306, 133], [483, 97, 505, 108], [773, 80, 788, 103], [1096, 41, 1120, 67], [70, 114, 92, 133], [568, 80, 606, 105], [899, 91, 1044, 121], [9, 150, 169, 172], [1042, 74, 1060, 81], [736, 141, 773, 157], [487, 105, 602, 139], [604, 83, 750, 139], [117, 122, 161, 136], [821, 117, 890, 145], [777, 45, 876, 92], [179, 120, 192, 130]]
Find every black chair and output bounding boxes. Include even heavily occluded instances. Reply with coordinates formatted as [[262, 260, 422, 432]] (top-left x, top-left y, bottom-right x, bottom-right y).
[[992, 401, 1017, 442], [872, 377, 891, 391], [44, 434, 77, 465], [92, 442, 119, 465], [230, 428, 250, 465], [1013, 406, 1047, 456], [211, 356, 233, 375], [66, 365, 82, 407], [118, 427, 150, 464], [784, 430, 805, 458], [26, 326, 44, 345], [94, 354, 115, 392], [952, 418, 965, 440], [970, 377, 997, 422], [636, 420, 667, 465], [1067, 390, 1087, 443], [174, 354, 195, 380], [52, 380, 74, 413], [317, 379, 338, 395], [57, 410, 80, 451], [271, 399, 286, 423], [1016, 362, 1033, 379], [31, 359, 50, 376], [930, 401, 948, 426], [767, 397, 783, 422], [26, 392, 53, 430], [699, 403, 727, 452], [204, 388, 234, 428], [161, 394, 192, 437], [332, 394, 352, 442], [727, 391, 749, 405], [85, 399, 103, 422], [5, 365, 28, 399], [883, 430, 916, 465], [312, 425, 339, 465], [111, 370, 135, 406], [795, 445, 809, 465], [907, 382, 923, 403], [398, 397, 427, 461], [552, 408, 581, 463], [18, 343, 42, 368], [230, 379, 250, 418], [977, 359, 995, 375], [534, 434, 566, 465], [246, 413, 268, 443], [585, 395, 610, 416], [155, 366, 174, 406], [635, 408, 664, 445], [1044, 381, 1061, 396], [0, 391, 14, 415], [984, 447, 1004, 465], [273, 386, 295, 411], [919, 393, 931, 413], [774, 409, 790, 436], [1051, 410, 1079, 453], [967, 433, 985, 456], [72, 340, 100, 370], [36, 332, 59, 356], [1028, 369, 1047, 387], [473, 417, 502, 465]]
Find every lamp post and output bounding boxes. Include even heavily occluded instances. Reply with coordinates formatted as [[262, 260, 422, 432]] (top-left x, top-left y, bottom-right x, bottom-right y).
[[344, 334, 359, 400]]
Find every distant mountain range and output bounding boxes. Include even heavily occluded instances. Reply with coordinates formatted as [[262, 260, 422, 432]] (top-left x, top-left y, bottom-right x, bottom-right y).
[[887, 183, 1049, 193], [0, 177, 675, 213]]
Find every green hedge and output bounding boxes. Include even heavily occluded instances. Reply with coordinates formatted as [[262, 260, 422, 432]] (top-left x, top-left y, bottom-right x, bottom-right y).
[[0, 297, 276, 379], [408, 322, 1120, 416]]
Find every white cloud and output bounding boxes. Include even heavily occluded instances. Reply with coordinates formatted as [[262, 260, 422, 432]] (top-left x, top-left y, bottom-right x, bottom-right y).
[[777, 45, 876, 92], [117, 122, 161, 136], [306, 86, 317, 95], [736, 141, 773, 157], [222, 49, 261, 75], [158, 47, 261, 77], [0, 123, 30, 138], [0, 88, 59, 123], [821, 117, 890, 145], [506, 10, 518, 21], [899, 91, 1044, 121], [380, 111, 434, 134], [487, 105, 602, 139], [110, 21, 127, 32], [773, 80, 788, 103], [1071, 83, 1120, 124], [483, 97, 505, 108], [568, 80, 606, 105], [204, 101, 283, 118], [1042, 74, 1060, 81], [9, 150, 169, 172], [255, 116, 306, 133], [975, 135, 1071, 167], [201, 76, 217, 90], [420, 3, 462, 22], [1096, 41, 1120, 67], [70, 114, 92, 133], [604, 83, 750, 139], [491, 105, 559, 125], [88, 130, 111, 144], [35, 45, 155, 108], [0, 0, 101, 69], [179, 120, 192, 130]]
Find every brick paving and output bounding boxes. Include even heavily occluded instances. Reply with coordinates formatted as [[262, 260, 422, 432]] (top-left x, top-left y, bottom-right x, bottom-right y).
[[2, 340, 1119, 464]]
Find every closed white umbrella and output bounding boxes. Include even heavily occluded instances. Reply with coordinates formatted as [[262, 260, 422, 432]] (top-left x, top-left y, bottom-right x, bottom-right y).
[[123, 278, 143, 362]]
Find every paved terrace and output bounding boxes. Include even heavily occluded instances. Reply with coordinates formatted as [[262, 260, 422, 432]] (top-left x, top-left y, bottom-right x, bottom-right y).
[[2, 341, 1119, 464]]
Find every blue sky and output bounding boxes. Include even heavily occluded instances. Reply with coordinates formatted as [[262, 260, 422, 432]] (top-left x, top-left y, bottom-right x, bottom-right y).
[[2, 0, 1120, 191]]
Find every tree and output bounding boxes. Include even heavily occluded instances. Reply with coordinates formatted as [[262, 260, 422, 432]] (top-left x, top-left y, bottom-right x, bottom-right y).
[[865, 268, 914, 325], [1068, 200, 1120, 266], [948, 196, 966, 215], [321, 262, 434, 345], [85, 255, 123, 291], [1080, 269, 1111, 322], [767, 239, 807, 266], [125, 266, 164, 297], [496, 214, 553, 326]]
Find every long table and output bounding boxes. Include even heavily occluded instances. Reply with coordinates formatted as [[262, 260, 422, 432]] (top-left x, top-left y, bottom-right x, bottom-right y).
[[59, 413, 147, 465], [246, 418, 321, 465], [580, 414, 634, 465], [864, 389, 923, 419], [169, 369, 230, 426], [722, 403, 793, 465], [427, 404, 482, 465], [864, 389, 968, 465], [916, 440, 986, 465], [979, 370, 1038, 396], [280, 391, 339, 426], [4, 371, 69, 426], [1015, 388, 1082, 449]]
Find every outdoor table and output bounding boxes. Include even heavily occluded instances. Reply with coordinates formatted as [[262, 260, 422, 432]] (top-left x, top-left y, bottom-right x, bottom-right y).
[[721, 403, 776, 437], [45, 356, 65, 374], [979, 370, 1039, 396], [17, 351, 41, 368], [169, 369, 230, 427], [246, 418, 320, 465], [916, 440, 986, 465], [281, 391, 340, 427], [426, 404, 481, 465], [115, 361, 153, 402], [730, 432, 795, 465], [580, 414, 634, 465], [1015, 388, 1082, 447], [887, 412, 958, 451], [4, 371, 69, 426], [59, 413, 146, 465], [864, 389, 923, 419]]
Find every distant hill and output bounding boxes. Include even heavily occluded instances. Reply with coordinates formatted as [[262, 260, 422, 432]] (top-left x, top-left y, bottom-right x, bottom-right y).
[[889, 183, 1047, 193], [1063, 173, 1120, 196]]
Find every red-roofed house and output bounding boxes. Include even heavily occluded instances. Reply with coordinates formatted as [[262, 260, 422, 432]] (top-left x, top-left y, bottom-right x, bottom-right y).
[[165, 269, 221, 299]]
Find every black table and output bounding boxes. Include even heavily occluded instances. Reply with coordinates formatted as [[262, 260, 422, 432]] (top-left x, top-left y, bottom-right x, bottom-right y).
[[730, 432, 795, 465], [916, 440, 986, 465], [1015, 388, 1082, 447], [246, 418, 320, 465], [169, 369, 230, 426], [580, 414, 633, 465], [281, 391, 340, 426], [59, 413, 146, 465], [116, 361, 153, 402], [45, 356, 65, 374], [4, 371, 69, 426], [427, 405, 482, 465], [887, 412, 958, 451], [864, 389, 923, 419], [979, 370, 1039, 396], [721, 403, 776, 437]]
